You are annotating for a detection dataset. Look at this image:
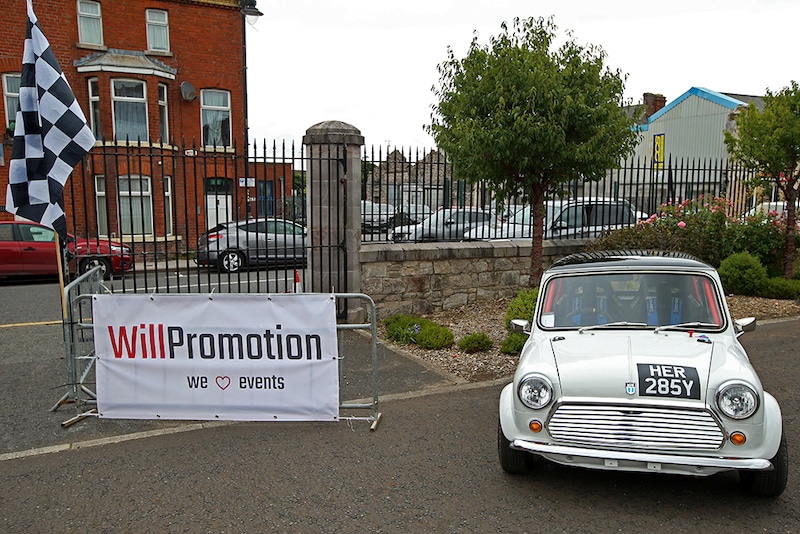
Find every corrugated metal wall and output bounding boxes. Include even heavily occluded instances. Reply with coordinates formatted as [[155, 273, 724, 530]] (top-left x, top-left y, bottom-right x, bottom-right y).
[[629, 92, 739, 162]]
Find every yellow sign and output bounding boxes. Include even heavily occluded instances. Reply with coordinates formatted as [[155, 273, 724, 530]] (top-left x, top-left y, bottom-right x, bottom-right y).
[[653, 134, 665, 170]]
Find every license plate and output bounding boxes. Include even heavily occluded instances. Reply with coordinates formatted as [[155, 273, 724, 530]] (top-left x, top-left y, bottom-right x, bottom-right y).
[[637, 364, 700, 399]]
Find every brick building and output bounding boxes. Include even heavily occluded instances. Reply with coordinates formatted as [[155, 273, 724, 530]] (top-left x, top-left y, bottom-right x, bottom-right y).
[[0, 0, 285, 255]]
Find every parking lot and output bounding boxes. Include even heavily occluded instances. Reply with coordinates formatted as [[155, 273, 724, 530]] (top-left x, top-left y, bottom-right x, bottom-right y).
[[1, 279, 799, 531]]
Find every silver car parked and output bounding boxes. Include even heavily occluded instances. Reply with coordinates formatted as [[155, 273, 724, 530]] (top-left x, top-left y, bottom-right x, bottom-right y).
[[196, 218, 306, 273], [390, 207, 495, 242]]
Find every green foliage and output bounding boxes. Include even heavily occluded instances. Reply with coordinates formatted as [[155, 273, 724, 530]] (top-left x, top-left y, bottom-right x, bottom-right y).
[[384, 314, 433, 345], [416, 323, 455, 350], [718, 253, 768, 296], [761, 277, 800, 300], [724, 81, 800, 278], [504, 288, 539, 330], [501, 332, 529, 354], [588, 196, 793, 271], [427, 16, 640, 285], [458, 332, 494, 353]]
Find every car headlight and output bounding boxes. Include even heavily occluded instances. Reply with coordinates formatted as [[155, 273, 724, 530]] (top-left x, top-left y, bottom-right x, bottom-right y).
[[518, 374, 554, 410], [716, 381, 759, 419]]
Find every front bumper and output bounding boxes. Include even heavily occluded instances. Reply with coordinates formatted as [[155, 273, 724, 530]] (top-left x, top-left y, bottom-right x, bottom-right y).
[[510, 439, 772, 476]]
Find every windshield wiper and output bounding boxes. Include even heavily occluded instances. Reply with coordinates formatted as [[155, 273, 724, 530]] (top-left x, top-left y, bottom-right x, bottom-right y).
[[578, 321, 649, 333], [653, 322, 719, 334]]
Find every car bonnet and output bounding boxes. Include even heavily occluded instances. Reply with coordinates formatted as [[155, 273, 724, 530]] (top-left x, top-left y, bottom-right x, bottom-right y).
[[549, 332, 713, 402]]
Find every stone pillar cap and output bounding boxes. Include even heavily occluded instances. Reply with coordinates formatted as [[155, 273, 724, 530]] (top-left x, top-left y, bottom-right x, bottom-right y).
[[303, 120, 364, 145]]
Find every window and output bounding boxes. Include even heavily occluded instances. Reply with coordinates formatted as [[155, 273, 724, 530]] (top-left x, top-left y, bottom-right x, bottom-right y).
[[158, 83, 168, 143], [112, 79, 148, 142], [146, 9, 170, 52], [77, 1, 103, 46], [3, 73, 20, 132], [201, 89, 231, 147], [118, 175, 153, 235], [163, 176, 173, 236], [88, 78, 101, 139], [95, 175, 108, 236]]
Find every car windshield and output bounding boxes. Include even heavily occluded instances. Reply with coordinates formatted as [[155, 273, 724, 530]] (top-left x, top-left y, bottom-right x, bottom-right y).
[[537, 272, 724, 330]]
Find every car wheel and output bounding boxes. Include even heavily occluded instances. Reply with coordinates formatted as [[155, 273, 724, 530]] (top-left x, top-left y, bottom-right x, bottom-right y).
[[79, 257, 112, 280], [498, 420, 532, 475], [219, 250, 245, 273], [740, 429, 788, 497]]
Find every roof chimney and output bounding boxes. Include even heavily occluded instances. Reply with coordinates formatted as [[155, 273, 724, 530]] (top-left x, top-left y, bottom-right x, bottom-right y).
[[643, 93, 666, 118]]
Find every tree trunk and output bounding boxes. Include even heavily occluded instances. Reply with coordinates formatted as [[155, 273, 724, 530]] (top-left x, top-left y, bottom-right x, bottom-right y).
[[528, 184, 546, 287]]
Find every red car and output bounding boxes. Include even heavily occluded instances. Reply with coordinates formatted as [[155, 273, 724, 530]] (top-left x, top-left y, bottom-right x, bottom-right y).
[[0, 220, 133, 279]]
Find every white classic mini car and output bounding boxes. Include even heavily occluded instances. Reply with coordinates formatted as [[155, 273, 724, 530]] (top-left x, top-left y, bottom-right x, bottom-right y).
[[498, 250, 788, 497]]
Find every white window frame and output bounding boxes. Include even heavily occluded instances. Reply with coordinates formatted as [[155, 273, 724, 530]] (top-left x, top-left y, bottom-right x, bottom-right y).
[[3, 73, 20, 132], [118, 175, 154, 236], [158, 83, 169, 143], [77, 1, 103, 46], [163, 176, 173, 236], [112, 78, 149, 143], [95, 175, 109, 236], [88, 78, 101, 140], [200, 89, 231, 148], [146, 9, 170, 52]]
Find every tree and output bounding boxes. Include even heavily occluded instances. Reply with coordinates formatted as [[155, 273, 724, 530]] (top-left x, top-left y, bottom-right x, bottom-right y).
[[724, 81, 800, 279], [427, 16, 639, 286]]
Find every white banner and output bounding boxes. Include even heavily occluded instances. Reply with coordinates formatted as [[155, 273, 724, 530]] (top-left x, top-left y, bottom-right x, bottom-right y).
[[93, 294, 339, 421]]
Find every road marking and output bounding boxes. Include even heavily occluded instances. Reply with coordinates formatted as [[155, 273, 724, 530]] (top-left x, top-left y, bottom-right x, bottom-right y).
[[0, 379, 511, 462], [0, 320, 61, 328]]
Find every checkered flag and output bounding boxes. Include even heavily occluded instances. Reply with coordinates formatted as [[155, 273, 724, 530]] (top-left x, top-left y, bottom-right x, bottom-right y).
[[4, 0, 95, 241]]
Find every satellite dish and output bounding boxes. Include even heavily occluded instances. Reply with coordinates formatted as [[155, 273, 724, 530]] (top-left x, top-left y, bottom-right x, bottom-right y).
[[180, 81, 197, 102]]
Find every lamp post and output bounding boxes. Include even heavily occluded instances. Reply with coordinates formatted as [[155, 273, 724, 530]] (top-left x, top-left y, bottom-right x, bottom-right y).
[[241, 0, 262, 218]]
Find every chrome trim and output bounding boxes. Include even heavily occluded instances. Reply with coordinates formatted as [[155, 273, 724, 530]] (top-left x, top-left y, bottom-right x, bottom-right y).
[[545, 401, 726, 451], [716, 380, 760, 420], [511, 440, 773, 471]]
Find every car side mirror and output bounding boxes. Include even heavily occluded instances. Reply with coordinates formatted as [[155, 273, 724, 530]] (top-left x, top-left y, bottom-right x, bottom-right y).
[[510, 319, 531, 334], [734, 317, 757, 337]]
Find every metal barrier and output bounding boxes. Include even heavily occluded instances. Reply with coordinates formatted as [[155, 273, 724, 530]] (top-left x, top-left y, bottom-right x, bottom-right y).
[[52, 265, 107, 426], [54, 281, 382, 429]]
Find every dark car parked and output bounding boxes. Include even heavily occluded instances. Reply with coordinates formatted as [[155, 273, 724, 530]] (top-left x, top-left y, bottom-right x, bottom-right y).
[[0, 220, 133, 279], [196, 218, 307, 273]]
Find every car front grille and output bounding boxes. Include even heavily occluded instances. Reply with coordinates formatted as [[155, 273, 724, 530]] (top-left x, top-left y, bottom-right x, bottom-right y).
[[546, 403, 725, 451]]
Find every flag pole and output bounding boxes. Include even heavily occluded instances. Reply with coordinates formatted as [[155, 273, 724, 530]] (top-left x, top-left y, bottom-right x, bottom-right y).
[[55, 234, 68, 322]]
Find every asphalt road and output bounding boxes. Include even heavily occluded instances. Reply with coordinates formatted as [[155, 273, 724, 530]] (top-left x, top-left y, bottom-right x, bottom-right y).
[[1, 280, 800, 532]]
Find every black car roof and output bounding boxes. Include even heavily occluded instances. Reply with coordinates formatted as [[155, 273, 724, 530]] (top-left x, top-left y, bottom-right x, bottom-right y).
[[549, 250, 711, 272]]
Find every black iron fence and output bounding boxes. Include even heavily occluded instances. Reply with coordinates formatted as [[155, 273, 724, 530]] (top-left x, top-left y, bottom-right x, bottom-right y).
[[360, 150, 758, 243], [57, 141, 762, 294]]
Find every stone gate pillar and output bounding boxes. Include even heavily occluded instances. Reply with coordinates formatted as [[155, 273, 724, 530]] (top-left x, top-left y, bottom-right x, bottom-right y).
[[303, 121, 364, 322]]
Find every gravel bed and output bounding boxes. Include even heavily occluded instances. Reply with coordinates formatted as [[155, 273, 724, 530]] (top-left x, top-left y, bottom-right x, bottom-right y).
[[379, 295, 800, 384]]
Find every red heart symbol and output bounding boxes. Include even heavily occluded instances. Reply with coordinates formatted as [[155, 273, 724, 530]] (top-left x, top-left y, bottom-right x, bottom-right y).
[[215, 376, 230, 390]]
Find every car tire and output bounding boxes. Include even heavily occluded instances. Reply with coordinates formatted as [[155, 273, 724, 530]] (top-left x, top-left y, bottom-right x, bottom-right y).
[[498, 420, 532, 475], [79, 257, 112, 280], [740, 428, 788, 497], [219, 250, 245, 273]]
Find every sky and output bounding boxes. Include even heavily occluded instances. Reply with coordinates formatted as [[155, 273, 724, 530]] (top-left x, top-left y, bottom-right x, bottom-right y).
[[245, 0, 798, 149]]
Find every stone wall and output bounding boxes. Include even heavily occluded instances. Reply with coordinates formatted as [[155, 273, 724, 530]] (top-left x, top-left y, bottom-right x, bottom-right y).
[[360, 240, 586, 319]]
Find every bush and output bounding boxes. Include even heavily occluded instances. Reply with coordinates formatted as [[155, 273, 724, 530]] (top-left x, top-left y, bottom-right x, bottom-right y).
[[587, 196, 797, 273], [416, 323, 454, 349], [458, 332, 493, 353], [504, 288, 539, 330], [718, 252, 768, 296], [501, 332, 528, 355], [384, 314, 432, 345], [761, 277, 800, 300]]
